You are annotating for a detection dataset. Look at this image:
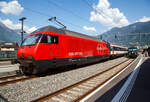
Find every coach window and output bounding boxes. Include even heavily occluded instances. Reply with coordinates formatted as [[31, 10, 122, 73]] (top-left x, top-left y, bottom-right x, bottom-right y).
[[117, 47, 119, 51], [110, 46, 113, 51]]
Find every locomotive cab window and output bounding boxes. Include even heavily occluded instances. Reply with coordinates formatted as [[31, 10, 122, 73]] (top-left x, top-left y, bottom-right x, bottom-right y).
[[21, 34, 42, 46], [40, 34, 58, 44]]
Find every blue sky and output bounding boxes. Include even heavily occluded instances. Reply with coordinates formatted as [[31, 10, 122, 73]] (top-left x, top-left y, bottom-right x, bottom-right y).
[[0, 0, 150, 36]]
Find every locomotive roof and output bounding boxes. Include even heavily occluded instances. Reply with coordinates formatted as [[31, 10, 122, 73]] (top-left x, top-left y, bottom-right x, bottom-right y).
[[33, 26, 101, 41]]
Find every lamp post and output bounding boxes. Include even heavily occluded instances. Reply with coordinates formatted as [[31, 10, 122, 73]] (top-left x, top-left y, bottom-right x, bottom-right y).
[[19, 17, 26, 43]]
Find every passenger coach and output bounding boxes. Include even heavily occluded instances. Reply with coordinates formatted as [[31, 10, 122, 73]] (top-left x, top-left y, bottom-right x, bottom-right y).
[[110, 43, 128, 58]]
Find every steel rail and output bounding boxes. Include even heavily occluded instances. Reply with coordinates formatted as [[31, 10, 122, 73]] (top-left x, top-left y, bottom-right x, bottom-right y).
[[32, 58, 134, 102], [0, 75, 37, 86], [0, 74, 23, 80]]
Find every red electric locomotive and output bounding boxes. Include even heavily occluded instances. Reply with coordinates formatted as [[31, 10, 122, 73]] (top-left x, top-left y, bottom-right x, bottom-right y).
[[17, 26, 110, 74]]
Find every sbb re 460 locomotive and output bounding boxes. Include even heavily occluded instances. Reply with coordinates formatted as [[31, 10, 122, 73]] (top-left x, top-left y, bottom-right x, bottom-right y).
[[17, 26, 128, 74]]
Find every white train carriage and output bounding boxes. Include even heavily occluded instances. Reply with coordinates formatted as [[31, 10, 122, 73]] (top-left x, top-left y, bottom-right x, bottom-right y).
[[110, 43, 128, 57]]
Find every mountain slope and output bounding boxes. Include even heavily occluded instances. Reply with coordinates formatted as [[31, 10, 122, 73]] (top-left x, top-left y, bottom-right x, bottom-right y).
[[0, 22, 21, 43], [100, 21, 150, 47]]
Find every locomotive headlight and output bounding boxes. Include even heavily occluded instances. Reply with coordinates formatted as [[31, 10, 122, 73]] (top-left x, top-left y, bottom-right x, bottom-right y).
[[27, 56, 34, 60]]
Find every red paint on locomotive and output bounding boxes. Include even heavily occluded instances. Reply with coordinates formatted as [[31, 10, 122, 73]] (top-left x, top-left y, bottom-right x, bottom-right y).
[[17, 31, 110, 60], [16, 26, 127, 74]]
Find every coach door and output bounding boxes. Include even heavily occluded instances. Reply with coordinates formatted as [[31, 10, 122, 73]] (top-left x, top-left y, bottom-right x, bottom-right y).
[[47, 35, 59, 58]]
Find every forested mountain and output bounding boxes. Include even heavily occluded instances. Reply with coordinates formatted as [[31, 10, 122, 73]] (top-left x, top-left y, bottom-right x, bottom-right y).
[[99, 21, 150, 47], [0, 22, 21, 43]]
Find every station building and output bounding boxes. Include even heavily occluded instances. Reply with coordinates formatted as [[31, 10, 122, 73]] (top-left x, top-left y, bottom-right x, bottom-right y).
[[0, 42, 19, 58]]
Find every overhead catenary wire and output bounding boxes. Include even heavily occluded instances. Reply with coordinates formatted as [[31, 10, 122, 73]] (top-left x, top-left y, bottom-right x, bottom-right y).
[[24, 4, 100, 36], [82, 0, 109, 19], [82, 0, 93, 9], [81, 0, 110, 36], [46, 0, 101, 36], [24, 7, 83, 30], [47, 0, 95, 26], [24, 7, 52, 17]]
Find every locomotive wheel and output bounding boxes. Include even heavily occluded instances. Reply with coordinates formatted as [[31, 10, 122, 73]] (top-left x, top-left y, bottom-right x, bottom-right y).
[[19, 65, 39, 75], [31, 67, 39, 75], [19, 66, 29, 75]]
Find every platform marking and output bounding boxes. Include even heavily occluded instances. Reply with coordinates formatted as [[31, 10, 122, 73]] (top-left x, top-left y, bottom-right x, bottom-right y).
[[111, 57, 143, 102], [80, 58, 141, 102]]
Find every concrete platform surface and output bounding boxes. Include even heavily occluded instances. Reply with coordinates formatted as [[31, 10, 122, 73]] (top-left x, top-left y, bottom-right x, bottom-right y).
[[126, 58, 150, 102], [0, 64, 19, 77], [96, 57, 150, 102], [0, 61, 11, 65]]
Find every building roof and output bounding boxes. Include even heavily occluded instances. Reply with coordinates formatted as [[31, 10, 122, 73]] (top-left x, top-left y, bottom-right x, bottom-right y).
[[0, 42, 19, 48]]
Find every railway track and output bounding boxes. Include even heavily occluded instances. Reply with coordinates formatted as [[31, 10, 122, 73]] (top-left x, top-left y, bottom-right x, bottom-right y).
[[31, 58, 134, 102], [0, 74, 37, 86]]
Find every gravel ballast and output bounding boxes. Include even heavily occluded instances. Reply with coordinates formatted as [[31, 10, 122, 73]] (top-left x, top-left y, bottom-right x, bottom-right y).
[[0, 57, 128, 102]]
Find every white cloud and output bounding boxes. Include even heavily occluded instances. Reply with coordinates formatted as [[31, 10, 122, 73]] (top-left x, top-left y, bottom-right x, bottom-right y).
[[0, 19, 21, 29], [0, 19, 37, 33], [0, 0, 24, 15], [136, 16, 150, 22], [83, 26, 96, 32], [90, 0, 130, 28], [27, 27, 37, 33]]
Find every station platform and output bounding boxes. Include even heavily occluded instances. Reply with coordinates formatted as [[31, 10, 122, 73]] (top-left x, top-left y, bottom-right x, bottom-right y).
[[126, 57, 150, 102], [0, 61, 11, 66], [0, 63, 19, 76], [96, 57, 150, 102]]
